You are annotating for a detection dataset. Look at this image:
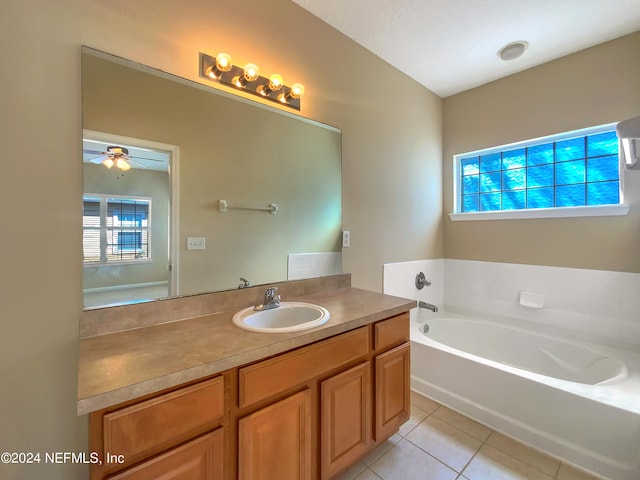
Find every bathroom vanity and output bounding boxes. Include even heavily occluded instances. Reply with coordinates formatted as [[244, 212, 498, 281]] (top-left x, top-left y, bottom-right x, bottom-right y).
[[78, 49, 413, 480], [78, 276, 415, 480]]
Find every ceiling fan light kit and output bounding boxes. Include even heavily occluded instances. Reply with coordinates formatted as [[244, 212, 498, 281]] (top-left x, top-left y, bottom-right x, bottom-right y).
[[101, 146, 132, 171]]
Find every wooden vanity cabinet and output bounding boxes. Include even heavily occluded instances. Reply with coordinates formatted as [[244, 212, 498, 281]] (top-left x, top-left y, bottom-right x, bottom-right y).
[[320, 362, 371, 479], [374, 343, 410, 441], [373, 313, 411, 442], [317, 313, 409, 479], [236, 326, 371, 480], [89, 312, 410, 480], [106, 429, 224, 480], [89, 375, 228, 480], [238, 389, 313, 480]]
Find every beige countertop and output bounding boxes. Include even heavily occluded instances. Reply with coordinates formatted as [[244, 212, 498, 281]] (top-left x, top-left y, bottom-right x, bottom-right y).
[[77, 287, 415, 415]]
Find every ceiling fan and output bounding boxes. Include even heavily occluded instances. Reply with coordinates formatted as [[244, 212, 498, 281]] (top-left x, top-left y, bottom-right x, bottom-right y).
[[85, 145, 165, 171]]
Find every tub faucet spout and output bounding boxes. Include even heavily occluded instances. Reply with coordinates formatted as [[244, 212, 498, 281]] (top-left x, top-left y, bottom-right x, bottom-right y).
[[418, 301, 438, 313]]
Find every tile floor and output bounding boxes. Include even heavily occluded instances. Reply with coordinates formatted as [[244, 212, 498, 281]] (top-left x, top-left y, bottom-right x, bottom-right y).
[[337, 391, 603, 480]]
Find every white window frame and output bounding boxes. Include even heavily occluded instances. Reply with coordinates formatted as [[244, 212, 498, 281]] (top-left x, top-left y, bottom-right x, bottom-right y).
[[83, 193, 153, 265], [450, 123, 630, 221]]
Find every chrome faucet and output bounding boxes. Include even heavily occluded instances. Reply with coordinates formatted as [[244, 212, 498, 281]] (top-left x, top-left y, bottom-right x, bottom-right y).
[[238, 277, 251, 289], [254, 287, 281, 311], [418, 301, 438, 313]]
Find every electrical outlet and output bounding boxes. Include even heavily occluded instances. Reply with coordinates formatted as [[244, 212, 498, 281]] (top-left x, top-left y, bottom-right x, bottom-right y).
[[342, 230, 350, 248], [186, 237, 206, 250]]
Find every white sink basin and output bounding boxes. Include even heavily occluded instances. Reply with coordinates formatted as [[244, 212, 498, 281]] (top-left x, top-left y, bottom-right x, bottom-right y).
[[232, 302, 330, 333]]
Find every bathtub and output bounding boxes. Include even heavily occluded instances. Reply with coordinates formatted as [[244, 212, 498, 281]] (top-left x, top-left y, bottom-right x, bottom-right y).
[[410, 312, 640, 480]]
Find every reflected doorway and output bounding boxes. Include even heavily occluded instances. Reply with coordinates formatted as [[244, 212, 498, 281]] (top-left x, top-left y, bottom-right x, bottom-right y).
[[82, 130, 178, 308]]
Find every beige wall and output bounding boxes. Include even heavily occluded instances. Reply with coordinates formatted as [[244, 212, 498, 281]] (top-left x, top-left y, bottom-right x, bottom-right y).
[[0, 0, 442, 478], [443, 33, 640, 272]]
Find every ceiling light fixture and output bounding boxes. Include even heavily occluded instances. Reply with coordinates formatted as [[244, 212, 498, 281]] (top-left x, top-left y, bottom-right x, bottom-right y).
[[498, 41, 528, 61], [101, 146, 131, 171], [200, 52, 304, 111]]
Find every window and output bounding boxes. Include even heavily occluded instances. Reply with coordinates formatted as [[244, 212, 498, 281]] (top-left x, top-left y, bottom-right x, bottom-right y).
[[452, 124, 627, 219], [83, 195, 151, 264]]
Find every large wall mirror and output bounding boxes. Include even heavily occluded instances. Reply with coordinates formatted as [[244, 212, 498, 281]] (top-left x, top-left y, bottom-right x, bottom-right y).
[[82, 48, 342, 309]]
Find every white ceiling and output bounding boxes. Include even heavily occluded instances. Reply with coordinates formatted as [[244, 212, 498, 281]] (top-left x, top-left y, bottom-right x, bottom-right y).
[[291, 0, 640, 98]]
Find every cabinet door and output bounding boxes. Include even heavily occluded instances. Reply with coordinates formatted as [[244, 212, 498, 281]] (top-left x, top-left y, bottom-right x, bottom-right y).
[[375, 342, 410, 442], [238, 389, 312, 480], [107, 429, 224, 480], [320, 362, 371, 480]]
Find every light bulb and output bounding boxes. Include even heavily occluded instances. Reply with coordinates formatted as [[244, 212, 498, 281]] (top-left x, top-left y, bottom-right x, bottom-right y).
[[267, 74, 284, 91], [102, 158, 114, 169], [278, 83, 305, 104], [258, 73, 284, 96], [206, 53, 233, 79], [215, 53, 232, 72], [289, 83, 304, 99], [116, 158, 131, 171], [233, 63, 260, 88], [242, 63, 260, 82]]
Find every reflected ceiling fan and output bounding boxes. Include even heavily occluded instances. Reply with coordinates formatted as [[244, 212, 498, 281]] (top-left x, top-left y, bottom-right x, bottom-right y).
[[85, 145, 164, 171]]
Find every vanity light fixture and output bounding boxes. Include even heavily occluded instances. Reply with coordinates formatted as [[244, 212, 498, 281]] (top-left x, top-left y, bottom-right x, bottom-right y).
[[200, 52, 304, 111]]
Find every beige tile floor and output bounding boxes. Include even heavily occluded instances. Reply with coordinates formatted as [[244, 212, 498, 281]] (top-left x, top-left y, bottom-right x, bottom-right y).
[[337, 391, 603, 480]]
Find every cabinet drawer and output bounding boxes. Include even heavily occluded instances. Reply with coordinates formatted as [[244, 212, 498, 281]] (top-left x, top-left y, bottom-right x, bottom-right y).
[[374, 313, 409, 351], [107, 429, 224, 480], [239, 326, 369, 408], [103, 376, 225, 469]]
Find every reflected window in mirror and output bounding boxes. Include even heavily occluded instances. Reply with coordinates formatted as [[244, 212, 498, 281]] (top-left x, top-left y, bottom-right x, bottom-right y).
[[83, 195, 151, 264]]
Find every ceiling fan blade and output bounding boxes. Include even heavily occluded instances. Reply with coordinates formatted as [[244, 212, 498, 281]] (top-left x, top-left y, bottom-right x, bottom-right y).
[[127, 158, 150, 169], [88, 155, 108, 164], [84, 149, 104, 156], [129, 155, 166, 162]]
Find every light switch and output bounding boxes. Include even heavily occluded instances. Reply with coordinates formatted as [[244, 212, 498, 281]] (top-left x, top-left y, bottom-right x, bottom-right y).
[[187, 237, 206, 250], [342, 230, 350, 248]]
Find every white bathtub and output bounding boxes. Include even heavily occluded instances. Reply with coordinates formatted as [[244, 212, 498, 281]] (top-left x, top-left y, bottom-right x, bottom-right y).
[[410, 312, 640, 480]]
